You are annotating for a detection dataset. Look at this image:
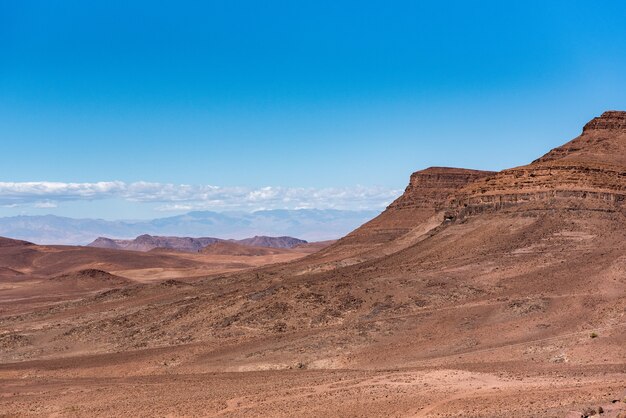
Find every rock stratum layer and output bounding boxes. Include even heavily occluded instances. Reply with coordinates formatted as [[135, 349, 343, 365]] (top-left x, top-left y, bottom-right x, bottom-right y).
[[306, 167, 495, 266], [452, 111, 626, 216]]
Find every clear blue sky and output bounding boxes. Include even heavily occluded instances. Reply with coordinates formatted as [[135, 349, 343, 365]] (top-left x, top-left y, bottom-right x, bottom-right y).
[[1, 1, 625, 218]]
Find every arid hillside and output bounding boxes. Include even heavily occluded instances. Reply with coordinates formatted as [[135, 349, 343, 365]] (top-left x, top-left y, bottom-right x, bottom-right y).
[[1, 112, 626, 417], [200, 241, 291, 256]]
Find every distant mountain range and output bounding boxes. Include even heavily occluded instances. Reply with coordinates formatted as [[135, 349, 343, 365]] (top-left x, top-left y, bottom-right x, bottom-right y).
[[0, 209, 379, 245], [88, 234, 307, 252]]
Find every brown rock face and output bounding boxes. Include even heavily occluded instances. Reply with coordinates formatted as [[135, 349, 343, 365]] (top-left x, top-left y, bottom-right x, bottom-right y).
[[582, 110, 626, 132], [388, 167, 496, 211], [355, 167, 494, 241], [353, 167, 494, 243], [307, 167, 494, 264], [534, 110, 626, 166], [453, 111, 626, 216]]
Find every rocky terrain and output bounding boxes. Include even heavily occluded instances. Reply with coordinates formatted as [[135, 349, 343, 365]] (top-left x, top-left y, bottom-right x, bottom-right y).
[[1, 112, 626, 417], [88, 234, 307, 252]]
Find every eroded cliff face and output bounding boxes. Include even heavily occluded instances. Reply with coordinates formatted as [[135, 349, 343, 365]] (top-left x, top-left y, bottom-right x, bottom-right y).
[[451, 111, 626, 216], [582, 110, 626, 131], [305, 167, 494, 266], [534, 111, 626, 166], [387, 167, 496, 211], [337, 167, 494, 245]]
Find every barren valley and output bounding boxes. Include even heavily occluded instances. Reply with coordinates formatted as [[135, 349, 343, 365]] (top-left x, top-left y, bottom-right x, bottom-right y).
[[2, 112, 626, 417]]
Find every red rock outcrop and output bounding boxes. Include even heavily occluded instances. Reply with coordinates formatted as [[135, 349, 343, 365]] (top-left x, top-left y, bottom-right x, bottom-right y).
[[348, 167, 495, 242], [306, 167, 494, 264], [387, 167, 496, 211], [451, 111, 626, 216]]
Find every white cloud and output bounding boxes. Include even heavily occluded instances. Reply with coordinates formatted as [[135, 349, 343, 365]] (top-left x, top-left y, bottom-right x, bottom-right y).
[[0, 181, 126, 200], [0, 181, 401, 211], [34, 201, 58, 208]]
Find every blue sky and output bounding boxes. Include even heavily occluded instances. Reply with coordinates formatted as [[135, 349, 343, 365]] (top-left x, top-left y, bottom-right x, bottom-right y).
[[1, 1, 626, 219]]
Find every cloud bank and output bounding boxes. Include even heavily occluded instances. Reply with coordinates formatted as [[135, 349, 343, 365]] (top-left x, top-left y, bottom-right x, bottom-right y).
[[0, 181, 401, 211]]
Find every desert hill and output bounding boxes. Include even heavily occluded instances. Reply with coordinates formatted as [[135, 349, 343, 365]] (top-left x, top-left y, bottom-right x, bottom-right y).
[[1, 112, 626, 416], [0, 236, 33, 247], [87, 234, 307, 252], [291, 167, 495, 271], [200, 241, 291, 256], [0, 240, 207, 278], [49, 268, 131, 285], [234, 235, 307, 249], [44, 269, 133, 292], [0, 234, 326, 293], [88, 235, 221, 252]]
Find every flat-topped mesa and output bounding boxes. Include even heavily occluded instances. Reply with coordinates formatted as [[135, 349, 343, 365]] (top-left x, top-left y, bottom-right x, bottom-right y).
[[451, 111, 626, 216], [388, 167, 495, 211], [330, 167, 494, 247], [304, 166, 494, 264]]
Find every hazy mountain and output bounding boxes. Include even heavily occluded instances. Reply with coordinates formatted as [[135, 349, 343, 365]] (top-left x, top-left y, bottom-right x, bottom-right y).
[[87, 234, 307, 252], [87, 235, 222, 252], [234, 236, 306, 249], [0, 209, 380, 245]]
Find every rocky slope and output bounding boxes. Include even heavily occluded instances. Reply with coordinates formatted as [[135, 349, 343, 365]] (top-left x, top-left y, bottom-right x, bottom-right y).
[[0, 240, 210, 278], [297, 167, 494, 269], [200, 241, 291, 256], [0, 236, 33, 247]]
